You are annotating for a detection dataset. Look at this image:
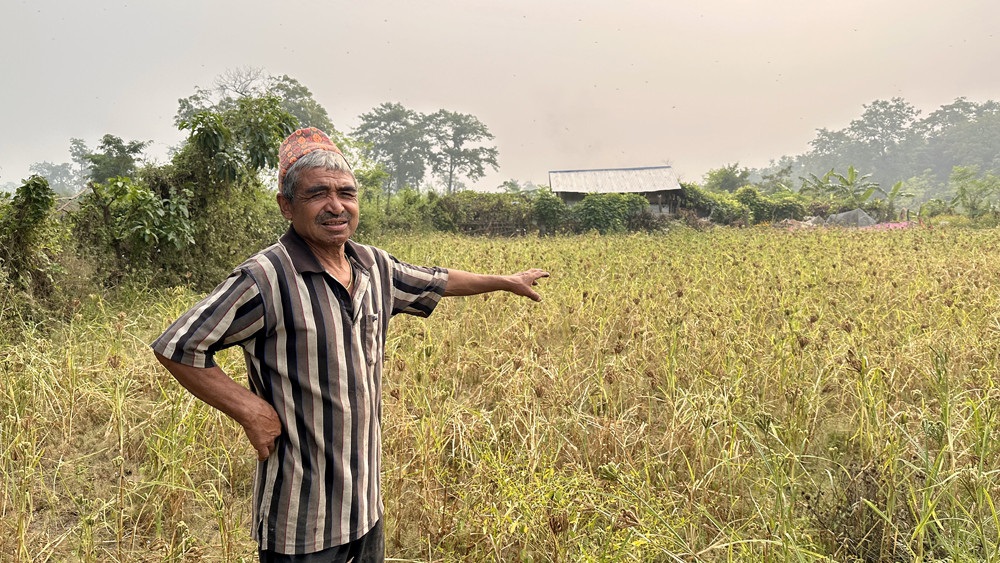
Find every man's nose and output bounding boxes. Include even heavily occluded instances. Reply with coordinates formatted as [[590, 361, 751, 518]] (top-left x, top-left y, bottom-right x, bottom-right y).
[[324, 193, 344, 213]]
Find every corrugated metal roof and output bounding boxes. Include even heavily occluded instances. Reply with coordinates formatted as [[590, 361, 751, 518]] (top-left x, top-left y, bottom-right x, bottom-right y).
[[548, 166, 682, 194]]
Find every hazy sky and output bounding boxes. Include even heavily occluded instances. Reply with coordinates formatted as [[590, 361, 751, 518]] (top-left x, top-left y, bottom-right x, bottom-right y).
[[2, 0, 999, 191]]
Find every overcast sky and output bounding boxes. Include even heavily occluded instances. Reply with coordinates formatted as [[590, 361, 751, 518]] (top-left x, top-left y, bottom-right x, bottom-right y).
[[2, 0, 999, 191]]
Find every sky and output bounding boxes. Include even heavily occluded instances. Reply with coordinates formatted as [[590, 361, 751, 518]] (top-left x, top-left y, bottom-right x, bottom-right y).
[[2, 0, 1000, 191]]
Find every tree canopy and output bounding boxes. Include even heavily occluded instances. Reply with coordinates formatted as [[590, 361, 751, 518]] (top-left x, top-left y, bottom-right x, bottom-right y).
[[353, 102, 500, 195], [757, 96, 1000, 206]]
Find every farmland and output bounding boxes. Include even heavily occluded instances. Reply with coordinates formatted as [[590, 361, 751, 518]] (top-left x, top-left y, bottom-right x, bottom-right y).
[[3, 226, 1000, 561]]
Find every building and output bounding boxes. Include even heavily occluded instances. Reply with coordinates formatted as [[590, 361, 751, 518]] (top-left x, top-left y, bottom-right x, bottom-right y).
[[548, 166, 682, 213]]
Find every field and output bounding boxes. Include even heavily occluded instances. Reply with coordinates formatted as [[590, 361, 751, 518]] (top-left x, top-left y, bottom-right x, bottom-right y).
[[3, 225, 1000, 562]]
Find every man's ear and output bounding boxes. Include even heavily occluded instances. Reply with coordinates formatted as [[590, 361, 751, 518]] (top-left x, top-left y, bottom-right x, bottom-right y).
[[277, 192, 294, 221]]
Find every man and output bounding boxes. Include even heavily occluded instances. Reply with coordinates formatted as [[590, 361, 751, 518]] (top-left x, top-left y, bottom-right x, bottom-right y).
[[152, 127, 548, 562]]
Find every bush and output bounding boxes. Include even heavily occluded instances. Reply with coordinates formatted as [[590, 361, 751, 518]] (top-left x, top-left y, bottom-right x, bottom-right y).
[[430, 191, 533, 235], [73, 176, 195, 282], [0, 175, 60, 295], [174, 181, 287, 289], [734, 186, 806, 224], [532, 189, 568, 235], [734, 186, 773, 224], [706, 192, 749, 226], [678, 182, 716, 216], [572, 193, 649, 234], [769, 192, 808, 222], [678, 183, 749, 226], [385, 188, 435, 233]]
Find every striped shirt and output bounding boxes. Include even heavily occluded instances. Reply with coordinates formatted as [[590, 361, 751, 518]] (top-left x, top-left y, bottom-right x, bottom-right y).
[[151, 227, 448, 554]]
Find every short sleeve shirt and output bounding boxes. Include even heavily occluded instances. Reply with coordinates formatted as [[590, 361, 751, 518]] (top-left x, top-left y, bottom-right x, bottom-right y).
[[151, 227, 448, 554]]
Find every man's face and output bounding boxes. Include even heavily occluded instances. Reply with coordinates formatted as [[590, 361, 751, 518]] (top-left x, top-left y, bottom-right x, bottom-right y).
[[278, 167, 360, 250]]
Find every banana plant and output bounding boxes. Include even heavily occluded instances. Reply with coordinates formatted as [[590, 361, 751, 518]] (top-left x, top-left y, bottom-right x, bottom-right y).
[[877, 180, 915, 221], [829, 166, 879, 208]]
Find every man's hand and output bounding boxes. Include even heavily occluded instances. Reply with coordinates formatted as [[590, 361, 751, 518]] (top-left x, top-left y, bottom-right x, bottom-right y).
[[154, 353, 284, 462], [241, 399, 283, 461], [444, 268, 550, 301], [507, 269, 550, 302]]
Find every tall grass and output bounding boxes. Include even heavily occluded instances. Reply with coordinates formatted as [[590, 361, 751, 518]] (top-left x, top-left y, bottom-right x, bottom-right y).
[[3, 226, 1000, 561]]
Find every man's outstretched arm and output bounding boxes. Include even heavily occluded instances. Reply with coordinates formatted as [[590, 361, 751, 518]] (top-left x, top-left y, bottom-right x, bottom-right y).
[[443, 268, 549, 302], [154, 353, 282, 461]]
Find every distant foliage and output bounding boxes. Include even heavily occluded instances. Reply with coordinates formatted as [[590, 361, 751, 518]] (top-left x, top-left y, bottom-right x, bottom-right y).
[[383, 188, 436, 233], [72, 176, 194, 281], [683, 182, 808, 225], [570, 193, 650, 234], [754, 96, 1000, 208], [679, 183, 748, 225], [354, 102, 500, 196], [949, 165, 999, 220], [532, 188, 568, 235], [0, 175, 59, 295], [430, 191, 533, 235], [83, 134, 151, 185], [734, 186, 806, 224], [703, 162, 752, 193]]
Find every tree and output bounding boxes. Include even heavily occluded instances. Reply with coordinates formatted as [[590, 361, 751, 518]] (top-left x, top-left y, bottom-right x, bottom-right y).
[[72, 92, 297, 288], [424, 110, 499, 194], [919, 97, 980, 137], [81, 134, 152, 185], [949, 165, 998, 219], [703, 163, 751, 193], [799, 166, 879, 209], [178, 94, 297, 187], [73, 176, 194, 274], [28, 161, 78, 196], [499, 179, 523, 193], [175, 67, 336, 135], [847, 98, 921, 159], [828, 166, 879, 208], [755, 163, 794, 194], [270, 75, 336, 133], [875, 181, 915, 221], [353, 102, 430, 196], [0, 175, 57, 294]]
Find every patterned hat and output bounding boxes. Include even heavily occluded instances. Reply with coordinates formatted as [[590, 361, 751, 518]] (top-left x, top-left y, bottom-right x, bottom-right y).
[[278, 127, 344, 189]]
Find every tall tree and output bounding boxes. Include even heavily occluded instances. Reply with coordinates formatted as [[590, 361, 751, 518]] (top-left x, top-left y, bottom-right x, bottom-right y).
[[83, 134, 151, 185], [353, 102, 430, 195], [269, 75, 335, 133], [703, 163, 751, 193], [175, 67, 336, 135], [847, 98, 921, 159], [424, 110, 499, 194], [27, 161, 77, 196], [177, 94, 297, 191]]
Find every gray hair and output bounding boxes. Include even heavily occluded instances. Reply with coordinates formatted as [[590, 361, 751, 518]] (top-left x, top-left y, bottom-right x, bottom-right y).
[[280, 150, 355, 201]]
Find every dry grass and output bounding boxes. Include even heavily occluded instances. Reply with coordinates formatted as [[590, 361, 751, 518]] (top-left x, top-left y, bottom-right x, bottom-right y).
[[3, 226, 1000, 561]]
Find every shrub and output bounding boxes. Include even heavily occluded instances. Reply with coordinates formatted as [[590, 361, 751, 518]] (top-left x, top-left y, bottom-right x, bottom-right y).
[[572, 193, 648, 234], [678, 183, 750, 226], [734, 186, 774, 224], [430, 191, 533, 235], [735, 186, 807, 224], [72, 176, 195, 281], [532, 189, 568, 235], [0, 175, 60, 295], [386, 188, 435, 233], [678, 182, 716, 216]]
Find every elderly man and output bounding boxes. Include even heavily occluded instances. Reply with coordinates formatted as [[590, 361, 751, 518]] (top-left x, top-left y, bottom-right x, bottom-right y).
[[152, 127, 548, 562]]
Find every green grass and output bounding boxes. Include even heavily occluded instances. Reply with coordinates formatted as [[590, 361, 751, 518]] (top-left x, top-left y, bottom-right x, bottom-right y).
[[4, 225, 1000, 561]]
